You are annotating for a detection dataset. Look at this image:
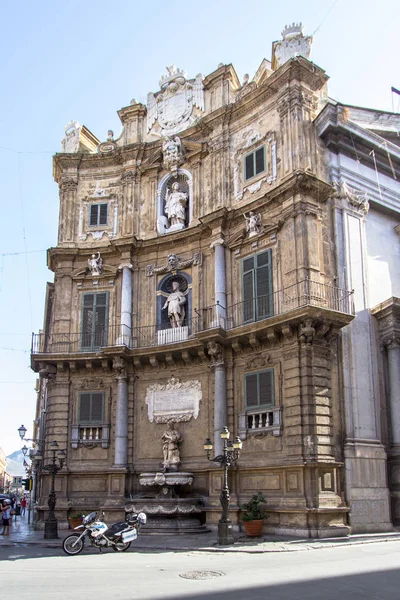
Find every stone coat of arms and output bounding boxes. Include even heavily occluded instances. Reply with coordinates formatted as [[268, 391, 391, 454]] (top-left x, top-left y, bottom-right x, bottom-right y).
[[147, 66, 204, 136]]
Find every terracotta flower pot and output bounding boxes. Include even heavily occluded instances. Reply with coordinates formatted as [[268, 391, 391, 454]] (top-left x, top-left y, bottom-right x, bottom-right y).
[[243, 519, 264, 537], [68, 517, 83, 529]]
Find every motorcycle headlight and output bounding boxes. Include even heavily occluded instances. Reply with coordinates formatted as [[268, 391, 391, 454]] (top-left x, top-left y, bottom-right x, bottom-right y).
[[138, 512, 147, 524]]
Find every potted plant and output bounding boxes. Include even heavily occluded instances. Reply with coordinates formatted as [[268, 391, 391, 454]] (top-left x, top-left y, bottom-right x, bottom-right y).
[[240, 492, 268, 537], [68, 511, 84, 529]]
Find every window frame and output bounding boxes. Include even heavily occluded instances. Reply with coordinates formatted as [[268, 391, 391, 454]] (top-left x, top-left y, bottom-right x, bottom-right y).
[[78, 391, 105, 425], [244, 145, 266, 182], [88, 202, 109, 227], [245, 368, 275, 410]]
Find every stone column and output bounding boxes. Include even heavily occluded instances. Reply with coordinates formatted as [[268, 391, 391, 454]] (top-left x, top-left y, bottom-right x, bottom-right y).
[[208, 342, 227, 456], [211, 238, 227, 327], [386, 336, 400, 444], [113, 358, 128, 466], [116, 264, 133, 347]]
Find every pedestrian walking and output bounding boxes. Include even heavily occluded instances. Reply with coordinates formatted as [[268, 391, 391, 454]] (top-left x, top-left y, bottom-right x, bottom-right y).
[[20, 496, 27, 516], [0, 499, 11, 535]]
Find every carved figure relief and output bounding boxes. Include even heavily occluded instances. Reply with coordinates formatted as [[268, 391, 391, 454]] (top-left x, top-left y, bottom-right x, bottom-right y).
[[87, 252, 103, 276], [207, 341, 224, 366], [299, 319, 316, 345], [146, 252, 201, 277], [147, 66, 205, 136], [244, 211, 262, 237], [162, 280, 186, 328], [162, 136, 184, 174], [332, 180, 370, 214], [161, 423, 182, 470]]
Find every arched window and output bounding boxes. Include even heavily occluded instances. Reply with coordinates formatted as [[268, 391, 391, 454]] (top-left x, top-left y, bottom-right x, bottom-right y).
[[157, 170, 193, 235]]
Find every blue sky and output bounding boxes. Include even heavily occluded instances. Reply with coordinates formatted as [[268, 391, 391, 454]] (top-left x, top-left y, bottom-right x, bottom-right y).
[[0, 0, 398, 458]]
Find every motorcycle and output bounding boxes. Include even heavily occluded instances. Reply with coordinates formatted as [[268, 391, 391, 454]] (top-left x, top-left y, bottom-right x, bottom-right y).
[[62, 510, 147, 555]]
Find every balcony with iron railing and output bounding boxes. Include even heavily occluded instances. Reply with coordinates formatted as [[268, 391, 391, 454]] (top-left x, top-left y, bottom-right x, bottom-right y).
[[31, 279, 354, 356]]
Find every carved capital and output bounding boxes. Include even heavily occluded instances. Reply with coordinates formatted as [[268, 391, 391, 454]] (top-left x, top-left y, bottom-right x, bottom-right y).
[[60, 177, 78, 192], [207, 341, 225, 366], [298, 319, 316, 345], [113, 356, 127, 378], [382, 333, 400, 351]]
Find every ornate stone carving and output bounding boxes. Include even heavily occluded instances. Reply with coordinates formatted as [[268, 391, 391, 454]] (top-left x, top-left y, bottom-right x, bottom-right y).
[[61, 120, 81, 153], [161, 423, 182, 470], [60, 177, 78, 192], [80, 378, 104, 389], [332, 180, 369, 214], [113, 357, 127, 377], [244, 211, 262, 237], [298, 319, 316, 345], [145, 376, 202, 423], [87, 252, 103, 276], [147, 66, 205, 135], [38, 363, 57, 380], [272, 23, 312, 69], [146, 252, 202, 276], [207, 341, 224, 366], [245, 354, 271, 370], [162, 136, 184, 174], [381, 333, 400, 351]]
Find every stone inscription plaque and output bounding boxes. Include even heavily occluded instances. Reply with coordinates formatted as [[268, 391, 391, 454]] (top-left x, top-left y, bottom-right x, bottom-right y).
[[145, 376, 202, 423]]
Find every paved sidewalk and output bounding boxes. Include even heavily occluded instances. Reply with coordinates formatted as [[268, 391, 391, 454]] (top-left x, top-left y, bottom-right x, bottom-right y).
[[2, 513, 400, 553]]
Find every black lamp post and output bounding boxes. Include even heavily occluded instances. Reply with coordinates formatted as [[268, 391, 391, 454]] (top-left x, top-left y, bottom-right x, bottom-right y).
[[204, 426, 242, 545], [18, 425, 65, 539], [42, 441, 66, 539]]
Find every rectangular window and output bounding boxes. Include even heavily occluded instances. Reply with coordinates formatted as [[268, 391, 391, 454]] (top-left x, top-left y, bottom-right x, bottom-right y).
[[81, 292, 109, 351], [244, 146, 266, 181], [242, 249, 273, 323], [245, 369, 275, 409], [79, 392, 104, 424], [89, 203, 108, 227]]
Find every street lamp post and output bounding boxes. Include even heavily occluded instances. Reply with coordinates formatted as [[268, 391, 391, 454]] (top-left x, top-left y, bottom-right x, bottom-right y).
[[18, 425, 66, 539], [204, 426, 243, 545]]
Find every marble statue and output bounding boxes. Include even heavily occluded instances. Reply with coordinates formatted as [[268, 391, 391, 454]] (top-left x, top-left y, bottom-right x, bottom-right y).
[[87, 252, 103, 276], [61, 121, 81, 153], [244, 211, 262, 237], [162, 281, 186, 327], [162, 423, 182, 470], [164, 182, 187, 229]]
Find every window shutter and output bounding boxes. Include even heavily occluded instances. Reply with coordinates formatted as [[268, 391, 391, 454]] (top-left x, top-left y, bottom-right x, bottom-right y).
[[89, 205, 99, 226], [255, 147, 265, 175], [256, 251, 272, 318], [259, 370, 274, 406], [243, 257, 255, 323], [99, 203, 108, 226], [91, 393, 104, 422], [80, 393, 91, 421], [82, 294, 94, 348], [245, 374, 258, 408], [94, 293, 108, 347], [245, 154, 254, 180]]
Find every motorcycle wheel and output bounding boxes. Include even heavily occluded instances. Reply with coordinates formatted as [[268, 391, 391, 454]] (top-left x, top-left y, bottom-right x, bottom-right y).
[[112, 540, 132, 552], [62, 534, 85, 555]]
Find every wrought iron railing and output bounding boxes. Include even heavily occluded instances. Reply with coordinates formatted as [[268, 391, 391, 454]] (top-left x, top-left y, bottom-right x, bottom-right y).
[[31, 279, 353, 354]]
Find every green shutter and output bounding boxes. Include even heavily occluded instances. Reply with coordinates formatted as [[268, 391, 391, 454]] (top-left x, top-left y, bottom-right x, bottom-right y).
[[245, 153, 254, 180], [255, 147, 265, 175], [245, 374, 258, 408], [89, 204, 99, 226], [91, 393, 104, 422], [80, 393, 91, 421], [259, 370, 274, 406], [243, 257, 255, 322], [99, 203, 108, 225], [81, 292, 109, 350], [256, 250, 273, 318]]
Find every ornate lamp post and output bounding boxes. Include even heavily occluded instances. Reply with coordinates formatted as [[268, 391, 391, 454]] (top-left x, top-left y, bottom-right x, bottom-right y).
[[204, 426, 242, 545], [18, 426, 65, 539]]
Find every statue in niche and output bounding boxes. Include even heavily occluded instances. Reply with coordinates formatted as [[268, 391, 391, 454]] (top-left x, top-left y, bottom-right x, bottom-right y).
[[164, 182, 187, 229], [163, 136, 184, 174], [161, 423, 182, 471], [244, 211, 262, 237], [162, 280, 186, 327], [87, 252, 103, 276]]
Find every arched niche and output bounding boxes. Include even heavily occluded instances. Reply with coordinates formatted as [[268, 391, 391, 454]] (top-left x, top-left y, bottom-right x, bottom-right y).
[[157, 272, 192, 344], [156, 169, 193, 235]]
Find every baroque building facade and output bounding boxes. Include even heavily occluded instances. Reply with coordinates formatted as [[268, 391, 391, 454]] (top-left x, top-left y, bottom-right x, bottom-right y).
[[31, 24, 400, 537]]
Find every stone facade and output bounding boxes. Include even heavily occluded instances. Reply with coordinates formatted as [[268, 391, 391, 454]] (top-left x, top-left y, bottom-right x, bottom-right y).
[[31, 25, 400, 537]]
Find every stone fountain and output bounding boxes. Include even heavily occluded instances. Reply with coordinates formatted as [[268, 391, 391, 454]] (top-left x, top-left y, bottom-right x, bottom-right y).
[[126, 423, 209, 534]]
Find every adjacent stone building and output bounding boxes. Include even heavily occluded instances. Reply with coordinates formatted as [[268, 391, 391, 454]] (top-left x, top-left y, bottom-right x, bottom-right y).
[[31, 24, 400, 537]]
